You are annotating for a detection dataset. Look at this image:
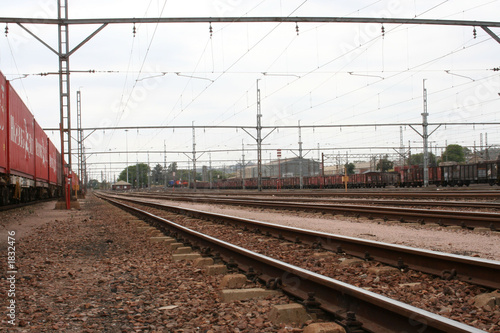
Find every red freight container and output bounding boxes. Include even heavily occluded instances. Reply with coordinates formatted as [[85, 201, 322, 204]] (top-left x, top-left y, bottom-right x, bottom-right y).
[[9, 85, 35, 178], [56, 150, 63, 186], [0, 71, 7, 173], [34, 120, 49, 182], [48, 140, 58, 185]]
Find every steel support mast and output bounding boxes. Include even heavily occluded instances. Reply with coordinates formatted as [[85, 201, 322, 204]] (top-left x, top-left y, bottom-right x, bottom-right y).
[[409, 80, 441, 187], [298, 120, 304, 190], [76, 90, 83, 193], [58, 0, 72, 207], [422, 80, 429, 187], [192, 122, 197, 192], [256, 80, 262, 191]]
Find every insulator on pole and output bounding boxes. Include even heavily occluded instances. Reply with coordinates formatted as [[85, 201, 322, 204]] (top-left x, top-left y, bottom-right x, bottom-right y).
[[473, 26, 477, 39], [295, 22, 299, 35], [209, 22, 213, 38], [133, 23, 136, 37], [4, 23, 8, 37]]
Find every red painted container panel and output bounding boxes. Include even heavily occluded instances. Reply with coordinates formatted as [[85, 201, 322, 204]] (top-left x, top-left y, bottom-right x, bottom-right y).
[[9, 85, 35, 178], [0, 71, 7, 173], [34, 120, 49, 182], [56, 150, 63, 186], [48, 140, 58, 185]]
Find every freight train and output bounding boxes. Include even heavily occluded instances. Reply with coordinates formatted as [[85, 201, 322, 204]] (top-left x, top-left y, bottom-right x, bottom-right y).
[[192, 159, 500, 190], [0, 70, 70, 205]]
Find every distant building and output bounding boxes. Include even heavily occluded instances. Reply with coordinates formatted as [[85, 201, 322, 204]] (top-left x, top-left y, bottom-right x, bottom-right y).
[[112, 180, 132, 191], [243, 157, 320, 178]]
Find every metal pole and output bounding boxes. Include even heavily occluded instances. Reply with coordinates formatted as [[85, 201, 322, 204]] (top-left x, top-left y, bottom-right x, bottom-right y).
[[422, 80, 429, 187], [76, 90, 82, 189], [136, 155, 139, 189], [241, 145, 245, 189], [125, 129, 129, 184], [321, 152, 325, 189], [109, 149, 111, 189], [163, 140, 167, 188], [298, 120, 303, 190], [257, 79, 262, 192], [277, 149, 282, 191], [147, 152, 149, 189], [58, 0, 72, 208], [192, 121, 197, 192], [209, 152, 213, 190]]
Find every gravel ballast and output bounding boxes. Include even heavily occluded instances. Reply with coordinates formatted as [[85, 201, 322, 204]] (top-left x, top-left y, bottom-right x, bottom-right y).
[[147, 198, 500, 261], [0, 197, 304, 332]]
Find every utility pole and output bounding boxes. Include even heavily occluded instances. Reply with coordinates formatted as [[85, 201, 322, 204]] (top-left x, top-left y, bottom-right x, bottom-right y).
[[125, 130, 129, 184], [163, 140, 167, 188], [399, 125, 404, 167], [209, 152, 213, 190], [59, 0, 72, 207], [480, 133, 484, 160], [257, 79, 262, 191], [298, 120, 304, 190], [422, 80, 429, 187], [147, 152, 151, 189], [485, 133, 490, 160], [242, 79, 276, 191], [76, 90, 84, 195], [242, 140, 246, 190], [409, 80, 441, 187], [192, 121, 197, 192]]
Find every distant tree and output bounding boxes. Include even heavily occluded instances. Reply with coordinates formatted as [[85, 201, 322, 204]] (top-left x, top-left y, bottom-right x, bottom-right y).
[[118, 163, 150, 188], [409, 152, 437, 167], [211, 169, 228, 181], [376, 155, 394, 171], [167, 162, 178, 174], [441, 144, 466, 163], [151, 164, 164, 185], [344, 162, 355, 175], [88, 179, 99, 189]]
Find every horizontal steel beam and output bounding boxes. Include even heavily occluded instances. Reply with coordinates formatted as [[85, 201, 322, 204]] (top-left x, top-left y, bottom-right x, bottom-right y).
[[0, 16, 499, 28], [43, 122, 500, 132]]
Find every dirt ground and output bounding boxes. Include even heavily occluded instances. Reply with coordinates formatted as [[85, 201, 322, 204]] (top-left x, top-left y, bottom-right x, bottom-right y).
[[0, 201, 75, 252]]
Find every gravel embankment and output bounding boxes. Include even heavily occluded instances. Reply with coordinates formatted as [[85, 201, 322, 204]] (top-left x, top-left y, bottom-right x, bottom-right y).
[[148, 199, 500, 261], [126, 203, 499, 332], [0, 197, 302, 332]]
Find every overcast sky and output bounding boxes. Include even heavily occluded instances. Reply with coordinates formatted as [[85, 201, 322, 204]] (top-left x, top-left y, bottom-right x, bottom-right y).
[[1, 0, 499, 180]]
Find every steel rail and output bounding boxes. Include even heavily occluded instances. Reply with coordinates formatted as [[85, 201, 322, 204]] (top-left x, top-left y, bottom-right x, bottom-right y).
[[97, 193, 487, 333], [180, 190, 500, 199], [102, 193, 500, 290], [129, 192, 500, 210], [122, 192, 500, 230]]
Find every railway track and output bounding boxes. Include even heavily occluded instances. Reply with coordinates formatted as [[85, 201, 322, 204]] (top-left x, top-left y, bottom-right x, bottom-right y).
[[129, 192, 500, 210], [0, 198, 56, 212], [169, 189, 500, 200], [121, 192, 500, 231], [96, 192, 494, 333], [99, 192, 500, 289]]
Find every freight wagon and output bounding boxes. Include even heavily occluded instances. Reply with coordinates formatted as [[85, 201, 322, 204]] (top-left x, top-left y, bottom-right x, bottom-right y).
[[191, 158, 499, 190], [0, 70, 65, 205]]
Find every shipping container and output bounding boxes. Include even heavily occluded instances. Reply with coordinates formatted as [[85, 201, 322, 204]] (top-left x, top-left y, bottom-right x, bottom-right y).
[[0, 71, 7, 173], [34, 120, 49, 183], [56, 150, 63, 187], [8, 84, 35, 179], [48, 139, 58, 185]]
